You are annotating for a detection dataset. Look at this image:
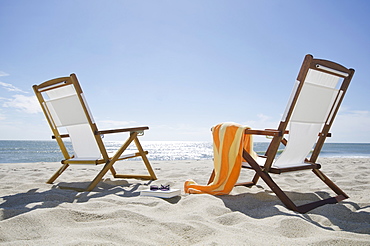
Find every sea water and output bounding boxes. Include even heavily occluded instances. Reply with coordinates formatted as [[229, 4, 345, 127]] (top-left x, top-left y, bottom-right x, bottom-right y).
[[0, 140, 369, 163]]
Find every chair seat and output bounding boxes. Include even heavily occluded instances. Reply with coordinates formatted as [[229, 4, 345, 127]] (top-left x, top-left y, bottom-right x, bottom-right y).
[[67, 152, 138, 163], [242, 156, 319, 174]]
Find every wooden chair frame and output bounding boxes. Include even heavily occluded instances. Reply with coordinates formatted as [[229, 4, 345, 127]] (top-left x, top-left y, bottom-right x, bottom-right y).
[[33, 74, 157, 191], [210, 54, 355, 213]]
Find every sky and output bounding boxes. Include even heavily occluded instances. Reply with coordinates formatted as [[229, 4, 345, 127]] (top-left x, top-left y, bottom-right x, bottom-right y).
[[0, 0, 369, 143]]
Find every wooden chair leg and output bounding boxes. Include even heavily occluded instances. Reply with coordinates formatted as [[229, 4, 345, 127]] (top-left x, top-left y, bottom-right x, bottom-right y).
[[47, 163, 69, 184], [253, 168, 348, 213], [109, 166, 117, 177], [134, 137, 157, 180], [251, 172, 260, 184], [312, 169, 349, 198], [240, 150, 303, 211], [207, 169, 215, 185], [242, 150, 348, 213], [86, 133, 138, 191], [255, 168, 300, 212], [86, 161, 116, 191], [235, 171, 260, 187]]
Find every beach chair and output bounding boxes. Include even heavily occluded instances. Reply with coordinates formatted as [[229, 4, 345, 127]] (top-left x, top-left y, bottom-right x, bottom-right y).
[[33, 74, 157, 191], [235, 54, 355, 213]]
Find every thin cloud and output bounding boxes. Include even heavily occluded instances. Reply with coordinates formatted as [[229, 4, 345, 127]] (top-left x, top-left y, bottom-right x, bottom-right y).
[[0, 112, 5, 120], [2, 95, 42, 114], [0, 81, 28, 93], [0, 71, 9, 77]]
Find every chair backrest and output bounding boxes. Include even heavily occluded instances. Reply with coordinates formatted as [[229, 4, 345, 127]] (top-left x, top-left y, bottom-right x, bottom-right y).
[[33, 74, 107, 160], [273, 55, 354, 167]]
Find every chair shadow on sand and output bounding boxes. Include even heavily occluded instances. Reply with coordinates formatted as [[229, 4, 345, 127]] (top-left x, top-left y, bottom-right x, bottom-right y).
[[0, 179, 153, 220], [219, 189, 370, 235]]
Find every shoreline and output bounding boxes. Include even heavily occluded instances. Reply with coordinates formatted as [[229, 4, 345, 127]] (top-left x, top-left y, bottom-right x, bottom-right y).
[[0, 158, 369, 245], [2, 156, 370, 165], [1, 141, 370, 164]]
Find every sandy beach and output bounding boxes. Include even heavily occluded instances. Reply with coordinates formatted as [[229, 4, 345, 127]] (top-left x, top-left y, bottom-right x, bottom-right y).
[[0, 158, 369, 245]]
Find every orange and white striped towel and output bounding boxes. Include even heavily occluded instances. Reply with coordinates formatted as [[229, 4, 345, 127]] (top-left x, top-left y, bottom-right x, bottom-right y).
[[184, 122, 256, 195]]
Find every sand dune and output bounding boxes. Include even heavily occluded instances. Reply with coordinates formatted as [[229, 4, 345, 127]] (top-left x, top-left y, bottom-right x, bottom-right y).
[[0, 159, 369, 245]]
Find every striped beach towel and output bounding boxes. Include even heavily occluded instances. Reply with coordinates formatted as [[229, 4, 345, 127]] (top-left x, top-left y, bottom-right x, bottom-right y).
[[184, 122, 256, 195]]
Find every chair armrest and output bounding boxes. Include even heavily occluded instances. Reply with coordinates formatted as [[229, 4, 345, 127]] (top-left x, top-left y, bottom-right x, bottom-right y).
[[244, 129, 284, 137], [96, 126, 149, 135], [52, 126, 149, 139], [52, 134, 70, 139]]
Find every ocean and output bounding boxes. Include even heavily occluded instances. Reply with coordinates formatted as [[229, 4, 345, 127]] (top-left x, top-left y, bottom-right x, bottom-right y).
[[0, 140, 369, 164]]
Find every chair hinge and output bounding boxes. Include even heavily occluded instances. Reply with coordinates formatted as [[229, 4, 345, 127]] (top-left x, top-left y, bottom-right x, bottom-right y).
[[131, 130, 144, 136]]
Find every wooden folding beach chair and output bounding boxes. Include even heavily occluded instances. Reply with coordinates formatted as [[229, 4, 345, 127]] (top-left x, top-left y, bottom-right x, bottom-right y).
[[235, 54, 355, 213], [33, 74, 157, 191]]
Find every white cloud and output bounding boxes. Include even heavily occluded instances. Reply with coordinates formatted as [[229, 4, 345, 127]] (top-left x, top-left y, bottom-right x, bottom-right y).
[[0, 71, 9, 77], [0, 81, 28, 93], [2, 95, 42, 114]]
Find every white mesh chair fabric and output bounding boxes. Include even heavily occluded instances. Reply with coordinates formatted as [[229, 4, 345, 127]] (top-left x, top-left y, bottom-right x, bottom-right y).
[[273, 69, 342, 168], [44, 84, 101, 160]]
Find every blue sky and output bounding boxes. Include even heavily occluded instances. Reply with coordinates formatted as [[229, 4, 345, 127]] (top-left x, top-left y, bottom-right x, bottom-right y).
[[0, 0, 369, 142]]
